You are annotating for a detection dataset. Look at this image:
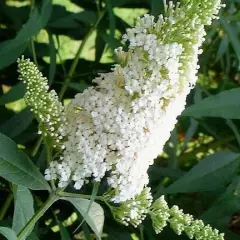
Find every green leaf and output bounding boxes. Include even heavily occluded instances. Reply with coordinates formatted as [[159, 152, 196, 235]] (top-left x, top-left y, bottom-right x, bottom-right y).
[[0, 108, 34, 138], [226, 119, 240, 147], [58, 221, 71, 240], [107, 0, 116, 39], [82, 223, 91, 240], [53, 212, 71, 240], [165, 152, 240, 193], [16, 0, 52, 42], [220, 15, 240, 63], [62, 198, 104, 239], [48, 10, 97, 28], [166, 129, 178, 169], [201, 177, 240, 240], [150, 0, 164, 16], [100, 33, 123, 50], [180, 118, 198, 152], [0, 133, 50, 191], [0, 3, 29, 28], [216, 35, 229, 61], [12, 185, 34, 234], [110, 0, 138, 7], [0, 41, 28, 71], [68, 82, 90, 93], [148, 166, 184, 182], [95, 29, 106, 63], [106, 225, 132, 240], [0, 83, 26, 105], [201, 177, 240, 223], [182, 88, 240, 119], [0, 227, 17, 240], [0, 0, 52, 70], [27, 232, 39, 240], [77, 183, 100, 230], [180, 86, 200, 152]]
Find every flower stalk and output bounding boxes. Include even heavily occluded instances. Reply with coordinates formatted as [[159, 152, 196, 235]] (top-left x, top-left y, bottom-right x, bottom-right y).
[[0, 193, 13, 220], [17, 194, 60, 240], [58, 10, 106, 100]]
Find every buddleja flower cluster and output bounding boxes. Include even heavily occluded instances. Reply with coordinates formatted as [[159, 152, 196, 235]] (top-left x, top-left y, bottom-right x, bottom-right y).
[[18, 0, 224, 202], [47, 0, 223, 202], [150, 196, 224, 240], [18, 57, 65, 149]]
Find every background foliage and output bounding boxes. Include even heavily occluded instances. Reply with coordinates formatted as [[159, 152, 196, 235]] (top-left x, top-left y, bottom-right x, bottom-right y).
[[1, 0, 240, 239]]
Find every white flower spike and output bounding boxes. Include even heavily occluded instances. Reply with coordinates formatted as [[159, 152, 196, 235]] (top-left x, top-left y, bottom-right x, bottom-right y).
[[44, 0, 224, 202]]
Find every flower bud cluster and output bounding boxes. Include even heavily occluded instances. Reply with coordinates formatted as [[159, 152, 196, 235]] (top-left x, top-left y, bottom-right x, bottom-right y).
[[150, 196, 224, 240], [111, 187, 152, 227], [169, 206, 195, 235], [17, 57, 65, 149], [44, 0, 223, 202], [149, 196, 170, 233]]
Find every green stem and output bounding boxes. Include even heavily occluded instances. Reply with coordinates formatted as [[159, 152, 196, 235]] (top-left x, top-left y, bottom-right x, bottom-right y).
[[29, 0, 41, 157], [58, 10, 105, 100], [45, 140, 52, 166], [30, 0, 35, 12], [0, 193, 13, 220], [17, 194, 59, 240], [140, 225, 144, 240], [31, 135, 43, 157], [57, 191, 105, 201], [30, 0, 38, 66], [45, 141, 56, 191], [58, 191, 114, 212], [163, 0, 167, 13], [31, 39, 38, 66]]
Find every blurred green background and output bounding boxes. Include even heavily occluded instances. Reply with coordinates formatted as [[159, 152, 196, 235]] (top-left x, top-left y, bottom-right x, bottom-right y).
[[1, 0, 240, 239]]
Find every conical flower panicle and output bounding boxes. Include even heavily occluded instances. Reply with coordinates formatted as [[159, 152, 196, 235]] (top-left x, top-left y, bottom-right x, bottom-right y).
[[44, 0, 223, 202], [17, 57, 65, 149], [149, 196, 170, 234]]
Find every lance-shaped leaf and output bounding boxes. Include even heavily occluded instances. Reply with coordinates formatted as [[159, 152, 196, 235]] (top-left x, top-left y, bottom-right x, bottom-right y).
[[12, 185, 35, 234], [166, 152, 240, 193], [0, 0, 52, 70], [62, 197, 104, 239], [0, 108, 34, 139], [182, 88, 240, 119], [0, 227, 17, 240], [0, 82, 25, 105], [0, 133, 50, 191]]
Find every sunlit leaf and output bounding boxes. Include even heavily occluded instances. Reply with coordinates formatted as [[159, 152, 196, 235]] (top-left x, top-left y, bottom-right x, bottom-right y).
[[62, 197, 104, 239], [0, 0, 52, 70]]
